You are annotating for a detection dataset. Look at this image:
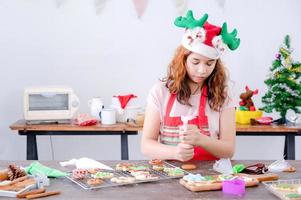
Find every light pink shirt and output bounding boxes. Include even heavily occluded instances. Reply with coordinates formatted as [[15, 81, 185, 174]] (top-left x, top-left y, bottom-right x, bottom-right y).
[[147, 82, 236, 138]]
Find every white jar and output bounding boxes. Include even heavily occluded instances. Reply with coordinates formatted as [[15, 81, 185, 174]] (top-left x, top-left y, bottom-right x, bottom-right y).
[[88, 97, 104, 120]]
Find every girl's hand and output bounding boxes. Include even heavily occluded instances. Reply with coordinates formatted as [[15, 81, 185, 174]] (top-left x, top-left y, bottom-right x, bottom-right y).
[[174, 143, 194, 162], [179, 124, 205, 146]]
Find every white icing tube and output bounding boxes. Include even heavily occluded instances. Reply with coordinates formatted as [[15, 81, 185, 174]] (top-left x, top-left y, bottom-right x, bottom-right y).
[[180, 116, 196, 132]]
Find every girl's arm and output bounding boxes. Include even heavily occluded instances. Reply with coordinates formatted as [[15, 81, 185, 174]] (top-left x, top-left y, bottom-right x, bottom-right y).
[[141, 105, 194, 161], [198, 107, 236, 158]]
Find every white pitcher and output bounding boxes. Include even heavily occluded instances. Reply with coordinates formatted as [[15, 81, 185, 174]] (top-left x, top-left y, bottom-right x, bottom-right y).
[[88, 97, 104, 120]]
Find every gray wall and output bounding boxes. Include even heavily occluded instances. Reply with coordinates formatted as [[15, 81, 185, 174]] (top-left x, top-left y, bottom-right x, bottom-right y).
[[0, 0, 300, 160]]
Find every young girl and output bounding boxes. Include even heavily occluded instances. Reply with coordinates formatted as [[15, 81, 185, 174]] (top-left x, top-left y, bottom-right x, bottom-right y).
[[141, 10, 240, 161]]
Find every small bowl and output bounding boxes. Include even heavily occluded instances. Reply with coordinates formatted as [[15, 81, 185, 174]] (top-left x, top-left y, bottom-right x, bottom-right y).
[[256, 117, 273, 125]]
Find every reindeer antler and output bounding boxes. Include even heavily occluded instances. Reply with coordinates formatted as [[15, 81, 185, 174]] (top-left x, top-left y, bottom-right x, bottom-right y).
[[174, 10, 208, 29], [221, 23, 240, 50]]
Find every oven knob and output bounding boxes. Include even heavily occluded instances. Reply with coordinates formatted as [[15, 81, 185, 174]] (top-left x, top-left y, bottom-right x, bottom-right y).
[[72, 100, 79, 108]]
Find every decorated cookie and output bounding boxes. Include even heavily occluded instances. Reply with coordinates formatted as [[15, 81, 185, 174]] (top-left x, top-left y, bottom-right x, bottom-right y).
[[164, 167, 185, 177], [116, 163, 135, 171], [110, 177, 136, 184], [183, 174, 205, 183], [272, 183, 299, 192], [131, 171, 159, 181], [91, 172, 114, 179], [87, 168, 101, 174], [142, 174, 159, 181], [130, 170, 149, 177], [185, 174, 217, 185], [217, 174, 236, 181], [72, 169, 88, 180], [152, 164, 164, 171], [86, 178, 103, 186], [238, 176, 255, 183], [128, 165, 149, 172], [285, 193, 301, 200]]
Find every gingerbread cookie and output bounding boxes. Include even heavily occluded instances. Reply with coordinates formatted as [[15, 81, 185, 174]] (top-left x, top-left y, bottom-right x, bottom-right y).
[[283, 166, 297, 173], [236, 173, 279, 182], [87, 178, 103, 186], [181, 164, 197, 170], [149, 159, 163, 165]]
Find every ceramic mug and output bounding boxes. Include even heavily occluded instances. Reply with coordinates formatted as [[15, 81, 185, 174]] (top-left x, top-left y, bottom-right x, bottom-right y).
[[100, 108, 116, 125]]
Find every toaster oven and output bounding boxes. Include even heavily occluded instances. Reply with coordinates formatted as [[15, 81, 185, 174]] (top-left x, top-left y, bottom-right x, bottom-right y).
[[23, 86, 80, 123]]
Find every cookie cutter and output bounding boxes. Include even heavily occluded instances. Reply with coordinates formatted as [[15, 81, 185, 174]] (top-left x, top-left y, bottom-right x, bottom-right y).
[[222, 178, 245, 196]]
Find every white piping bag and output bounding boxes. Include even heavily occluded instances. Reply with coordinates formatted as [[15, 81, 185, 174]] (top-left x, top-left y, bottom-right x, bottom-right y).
[[180, 116, 196, 131], [60, 157, 113, 170]]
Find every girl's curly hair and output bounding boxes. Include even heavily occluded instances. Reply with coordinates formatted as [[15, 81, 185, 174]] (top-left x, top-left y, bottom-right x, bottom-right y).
[[163, 46, 228, 111]]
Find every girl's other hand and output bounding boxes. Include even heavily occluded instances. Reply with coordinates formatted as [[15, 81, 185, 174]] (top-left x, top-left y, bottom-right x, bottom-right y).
[[179, 124, 203, 146], [174, 143, 194, 162]]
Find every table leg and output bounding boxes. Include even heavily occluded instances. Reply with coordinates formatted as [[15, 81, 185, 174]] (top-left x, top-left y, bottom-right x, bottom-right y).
[[121, 134, 129, 160], [27, 134, 38, 160], [284, 135, 295, 160]]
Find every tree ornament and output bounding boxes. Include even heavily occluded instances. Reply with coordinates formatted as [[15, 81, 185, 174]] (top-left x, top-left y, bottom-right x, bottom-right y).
[[280, 47, 290, 58]]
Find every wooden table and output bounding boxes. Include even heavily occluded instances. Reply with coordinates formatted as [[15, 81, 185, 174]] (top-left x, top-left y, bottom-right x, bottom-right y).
[[10, 120, 301, 160], [0, 160, 300, 199], [10, 120, 141, 160]]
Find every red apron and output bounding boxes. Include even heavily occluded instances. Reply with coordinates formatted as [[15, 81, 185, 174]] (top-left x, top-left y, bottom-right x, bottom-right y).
[[160, 85, 218, 160]]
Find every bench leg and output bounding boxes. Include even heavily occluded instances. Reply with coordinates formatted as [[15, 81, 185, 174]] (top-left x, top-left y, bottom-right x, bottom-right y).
[[284, 135, 295, 160], [121, 134, 129, 160], [27, 134, 38, 160]]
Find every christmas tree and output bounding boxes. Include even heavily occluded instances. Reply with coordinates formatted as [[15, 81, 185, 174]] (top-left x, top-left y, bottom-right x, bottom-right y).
[[261, 35, 301, 124]]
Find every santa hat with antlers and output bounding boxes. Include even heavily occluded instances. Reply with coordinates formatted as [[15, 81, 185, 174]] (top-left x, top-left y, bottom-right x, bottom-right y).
[[174, 10, 240, 59]]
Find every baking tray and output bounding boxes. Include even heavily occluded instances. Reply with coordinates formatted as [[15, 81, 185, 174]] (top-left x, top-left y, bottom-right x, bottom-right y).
[[263, 179, 301, 200], [66, 161, 188, 190]]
